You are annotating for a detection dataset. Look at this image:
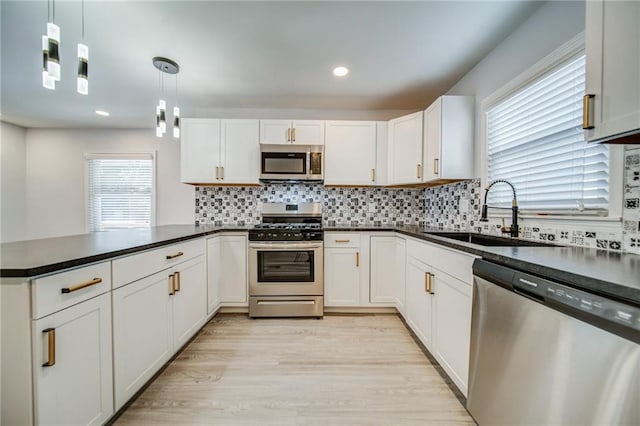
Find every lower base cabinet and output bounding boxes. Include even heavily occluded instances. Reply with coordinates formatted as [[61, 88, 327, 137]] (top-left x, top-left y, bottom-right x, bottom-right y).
[[112, 255, 206, 410], [324, 247, 361, 306], [215, 234, 248, 305], [33, 293, 113, 426], [405, 256, 433, 349]]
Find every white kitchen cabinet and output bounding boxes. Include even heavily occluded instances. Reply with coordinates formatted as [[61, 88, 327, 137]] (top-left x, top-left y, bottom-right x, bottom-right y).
[[180, 118, 221, 183], [388, 111, 424, 185], [218, 234, 248, 305], [206, 236, 222, 314], [324, 247, 361, 306], [112, 270, 173, 410], [369, 235, 397, 304], [375, 122, 389, 186], [422, 96, 474, 183], [432, 269, 472, 397], [181, 118, 260, 184], [394, 236, 407, 316], [259, 120, 325, 145], [324, 121, 377, 186], [32, 293, 113, 426], [405, 256, 433, 350], [585, 0, 640, 143], [171, 256, 207, 349]]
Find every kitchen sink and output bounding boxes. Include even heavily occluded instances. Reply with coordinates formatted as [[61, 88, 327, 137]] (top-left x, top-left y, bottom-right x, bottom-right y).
[[424, 232, 555, 247]]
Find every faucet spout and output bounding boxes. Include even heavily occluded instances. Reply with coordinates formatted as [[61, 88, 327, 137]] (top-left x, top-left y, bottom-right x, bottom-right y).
[[480, 179, 519, 238]]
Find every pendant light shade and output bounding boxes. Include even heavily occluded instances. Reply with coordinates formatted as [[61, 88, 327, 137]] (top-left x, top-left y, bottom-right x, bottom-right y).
[[46, 22, 60, 81], [42, 35, 55, 90], [159, 100, 167, 134], [173, 107, 180, 138], [152, 57, 180, 139], [77, 43, 89, 95]]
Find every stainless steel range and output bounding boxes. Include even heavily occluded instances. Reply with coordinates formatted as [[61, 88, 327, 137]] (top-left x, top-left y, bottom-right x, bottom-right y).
[[248, 202, 323, 318]]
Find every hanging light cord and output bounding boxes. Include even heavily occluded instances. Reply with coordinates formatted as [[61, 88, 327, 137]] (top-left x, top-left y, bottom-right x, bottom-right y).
[[81, 0, 85, 40]]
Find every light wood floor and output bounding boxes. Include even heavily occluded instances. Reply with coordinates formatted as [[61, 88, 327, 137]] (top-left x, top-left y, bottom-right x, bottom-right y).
[[114, 314, 474, 425]]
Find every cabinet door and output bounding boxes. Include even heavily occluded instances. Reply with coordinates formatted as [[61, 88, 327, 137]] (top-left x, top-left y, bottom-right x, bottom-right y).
[[389, 112, 423, 184], [432, 270, 472, 397], [423, 99, 442, 182], [586, 0, 640, 142], [172, 256, 207, 349], [180, 118, 221, 183], [394, 237, 407, 316], [369, 236, 397, 304], [405, 257, 433, 350], [292, 120, 325, 145], [219, 235, 248, 304], [220, 119, 260, 184], [259, 120, 291, 144], [324, 248, 361, 306], [32, 293, 113, 426], [325, 121, 376, 186], [207, 236, 221, 314], [112, 271, 173, 410]]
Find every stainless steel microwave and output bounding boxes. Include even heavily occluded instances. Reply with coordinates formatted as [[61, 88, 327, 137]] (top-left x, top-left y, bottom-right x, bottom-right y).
[[260, 145, 323, 181]]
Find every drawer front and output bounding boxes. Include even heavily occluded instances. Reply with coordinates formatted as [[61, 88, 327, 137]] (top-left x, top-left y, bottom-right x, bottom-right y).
[[112, 238, 205, 289], [407, 238, 476, 284], [32, 262, 111, 319], [324, 233, 361, 248]]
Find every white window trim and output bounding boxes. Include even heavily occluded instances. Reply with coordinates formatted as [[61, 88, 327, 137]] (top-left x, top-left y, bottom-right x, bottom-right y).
[[84, 152, 157, 233], [479, 31, 623, 224]]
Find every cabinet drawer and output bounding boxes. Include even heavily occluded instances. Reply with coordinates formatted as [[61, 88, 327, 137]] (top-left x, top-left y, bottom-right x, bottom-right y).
[[324, 233, 361, 248], [407, 238, 476, 284], [112, 238, 205, 289], [32, 261, 111, 319]]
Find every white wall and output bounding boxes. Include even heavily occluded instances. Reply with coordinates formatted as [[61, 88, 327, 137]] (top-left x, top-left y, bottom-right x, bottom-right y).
[[0, 121, 27, 243], [446, 0, 586, 176], [24, 129, 194, 240]]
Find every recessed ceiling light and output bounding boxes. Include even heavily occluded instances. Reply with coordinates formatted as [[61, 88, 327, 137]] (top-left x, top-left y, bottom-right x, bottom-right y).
[[95, 110, 110, 116], [333, 66, 349, 77]]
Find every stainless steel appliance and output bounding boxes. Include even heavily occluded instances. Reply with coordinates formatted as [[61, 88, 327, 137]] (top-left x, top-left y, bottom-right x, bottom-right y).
[[468, 259, 640, 426], [248, 202, 323, 318], [260, 145, 323, 181]]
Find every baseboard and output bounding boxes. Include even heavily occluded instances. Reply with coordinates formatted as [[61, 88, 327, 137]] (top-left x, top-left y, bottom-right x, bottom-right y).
[[324, 306, 398, 314]]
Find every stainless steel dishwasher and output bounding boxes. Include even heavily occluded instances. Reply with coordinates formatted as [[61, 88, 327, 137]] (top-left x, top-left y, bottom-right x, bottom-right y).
[[468, 259, 640, 426]]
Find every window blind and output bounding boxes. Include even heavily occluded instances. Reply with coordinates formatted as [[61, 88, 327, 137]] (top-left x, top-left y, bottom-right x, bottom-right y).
[[486, 54, 609, 212], [87, 155, 153, 231]]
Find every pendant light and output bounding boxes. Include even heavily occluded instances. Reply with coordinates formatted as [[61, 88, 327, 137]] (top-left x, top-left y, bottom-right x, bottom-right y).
[[77, 0, 88, 95], [152, 57, 180, 138], [42, 0, 59, 88], [42, 35, 55, 90]]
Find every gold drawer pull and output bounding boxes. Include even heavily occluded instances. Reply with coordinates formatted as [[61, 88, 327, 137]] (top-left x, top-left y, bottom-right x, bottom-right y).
[[175, 271, 181, 292], [371, 168, 376, 182], [61, 277, 102, 294], [42, 328, 56, 367], [287, 128, 291, 142], [334, 239, 350, 243], [166, 251, 184, 260], [429, 273, 435, 294], [169, 274, 176, 295], [356, 252, 360, 267], [583, 94, 595, 129], [424, 272, 429, 293], [433, 158, 439, 175], [417, 164, 421, 179]]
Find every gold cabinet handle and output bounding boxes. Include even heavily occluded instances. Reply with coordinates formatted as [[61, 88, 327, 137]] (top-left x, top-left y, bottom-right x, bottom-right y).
[[429, 273, 435, 294], [221, 166, 225, 180], [61, 277, 102, 294], [356, 252, 360, 267], [166, 251, 184, 260], [583, 94, 595, 129], [371, 168, 376, 182], [42, 328, 56, 367], [287, 128, 291, 142], [417, 164, 421, 179], [292, 127, 296, 142], [169, 274, 176, 295], [334, 239, 350, 243], [175, 271, 181, 292], [433, 158, 439, 175], [424, 272, 429, 293], [215, 166, 220, 179]]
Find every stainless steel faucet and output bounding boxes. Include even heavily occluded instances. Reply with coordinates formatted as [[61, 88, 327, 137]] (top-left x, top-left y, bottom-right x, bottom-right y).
[[480, 179, 519, 238]]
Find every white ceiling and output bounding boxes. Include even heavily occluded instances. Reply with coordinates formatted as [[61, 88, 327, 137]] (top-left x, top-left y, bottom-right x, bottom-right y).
[[1, 1, 542, 129]]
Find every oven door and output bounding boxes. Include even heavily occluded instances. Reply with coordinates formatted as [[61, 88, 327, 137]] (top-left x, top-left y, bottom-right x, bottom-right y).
[[248, 241, 323, 296]]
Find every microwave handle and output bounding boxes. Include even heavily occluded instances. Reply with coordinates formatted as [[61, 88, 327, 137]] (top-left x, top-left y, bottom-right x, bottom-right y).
[[306, 151, 311, 176]]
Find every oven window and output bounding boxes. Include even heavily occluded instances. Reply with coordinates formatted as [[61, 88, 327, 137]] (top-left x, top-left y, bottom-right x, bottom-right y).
[[257, 251, 315, 282]]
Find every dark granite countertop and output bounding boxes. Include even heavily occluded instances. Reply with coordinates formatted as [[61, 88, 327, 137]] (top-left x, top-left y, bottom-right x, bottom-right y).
[[327, 224, 640, 306], [0, 225, 248, 278]]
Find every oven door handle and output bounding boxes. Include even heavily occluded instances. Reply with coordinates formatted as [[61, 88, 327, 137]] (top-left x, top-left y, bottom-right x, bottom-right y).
[[249, 242, 323, 250]]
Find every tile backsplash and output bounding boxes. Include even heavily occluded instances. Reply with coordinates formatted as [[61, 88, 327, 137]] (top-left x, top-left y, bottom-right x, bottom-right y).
[[195, 147, 640, 254]]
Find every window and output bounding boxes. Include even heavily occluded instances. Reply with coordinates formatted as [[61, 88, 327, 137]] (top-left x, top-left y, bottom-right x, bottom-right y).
[[485, 53, 609, 213], [86, 154, 155, 231]]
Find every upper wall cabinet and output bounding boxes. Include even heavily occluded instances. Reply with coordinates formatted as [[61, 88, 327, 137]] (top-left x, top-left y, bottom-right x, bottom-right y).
[[388, 111, 424, 185], [585, 0, 640, 143], [181, 118, 260, 185], [422, 96, 474, 183], [325, 121, 377, 186], [259, 120, 325, 145]]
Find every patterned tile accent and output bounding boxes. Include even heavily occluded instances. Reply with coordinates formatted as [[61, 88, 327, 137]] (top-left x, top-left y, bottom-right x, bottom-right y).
[[195, 183, 426, 227], [623, 147, 640, 255], [424, 179, 481, 230]]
